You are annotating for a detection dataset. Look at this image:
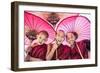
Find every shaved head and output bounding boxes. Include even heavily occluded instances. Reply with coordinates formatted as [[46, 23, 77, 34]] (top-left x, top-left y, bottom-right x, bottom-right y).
[[55, 30, 65, 45]]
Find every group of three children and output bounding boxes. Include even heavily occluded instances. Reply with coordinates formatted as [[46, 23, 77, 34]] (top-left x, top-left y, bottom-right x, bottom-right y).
[[25, 26, 88, 61]]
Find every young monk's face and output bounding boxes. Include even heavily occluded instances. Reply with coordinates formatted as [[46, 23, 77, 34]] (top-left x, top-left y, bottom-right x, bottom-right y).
[[37, 33, 47, 45], [55, 30, 65, 45], [66, 32, 76, 46]]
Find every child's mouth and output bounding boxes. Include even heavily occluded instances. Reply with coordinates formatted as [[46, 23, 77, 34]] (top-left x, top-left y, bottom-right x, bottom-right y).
[[39, 42, 42, 44]]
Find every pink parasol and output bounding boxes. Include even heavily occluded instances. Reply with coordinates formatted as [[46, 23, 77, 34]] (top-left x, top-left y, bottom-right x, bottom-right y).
[[24, 11, 55, 44], [56, 15, 90, 42]]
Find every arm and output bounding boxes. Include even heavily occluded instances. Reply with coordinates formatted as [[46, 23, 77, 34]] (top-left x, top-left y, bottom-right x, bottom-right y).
[[25, 43, 38, 55], [26, 44, 43, 61], [46, 43, 58, 60], [46, 44, 51, 56], [25, 54, 43, 61], [31, 42, 38, 48], [30, 56, 43, 61]]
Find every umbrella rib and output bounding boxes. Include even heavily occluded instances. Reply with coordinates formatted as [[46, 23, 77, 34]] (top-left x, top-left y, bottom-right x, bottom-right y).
[[25, 14, 32, 29]]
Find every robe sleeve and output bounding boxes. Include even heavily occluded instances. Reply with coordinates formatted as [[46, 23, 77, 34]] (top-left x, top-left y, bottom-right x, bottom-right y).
[[28, 48, 33, 57], [59, 46, 71, 60]]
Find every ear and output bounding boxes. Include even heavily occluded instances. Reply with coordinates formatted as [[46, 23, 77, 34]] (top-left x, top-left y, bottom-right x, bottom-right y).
[[63, 37, 65, 41], [36, 34, 39, 38]]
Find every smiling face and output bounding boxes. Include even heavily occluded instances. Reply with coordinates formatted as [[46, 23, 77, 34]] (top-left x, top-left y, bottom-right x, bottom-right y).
[[55, 30, 65, 45], [66, 32, 78, 46], [36, 31, 49, 45]]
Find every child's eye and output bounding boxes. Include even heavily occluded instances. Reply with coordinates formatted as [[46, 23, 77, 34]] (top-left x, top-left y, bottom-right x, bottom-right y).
[[58, 34, 60, 36], [42, 38, 46, 41], [39, 37, 41, 39]]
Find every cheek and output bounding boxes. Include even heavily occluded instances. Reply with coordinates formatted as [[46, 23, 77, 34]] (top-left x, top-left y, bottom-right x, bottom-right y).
[[58, 36, 62, 40], [42, 38, 47, 42], [38, 39, 41, 42], [41, 40, 46, 44], [67, 39, 72, 43], [67, 40, 70, 43], [42, 41, 45, 43], [60, 38, 64, 42], [71, 38, 75, 41], [74, 37, 76, 41], [55, 36, 58, 40], [62, 37, 65, 40]]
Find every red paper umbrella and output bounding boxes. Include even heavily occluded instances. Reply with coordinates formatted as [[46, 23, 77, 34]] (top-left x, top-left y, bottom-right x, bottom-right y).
[[24, 11, 55, 44], [56, 15, 90, 43]]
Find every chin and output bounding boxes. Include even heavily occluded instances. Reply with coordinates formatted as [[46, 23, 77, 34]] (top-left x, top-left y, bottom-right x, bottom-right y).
[[70, 43, 74, 46], [58, 42, 62, 45]]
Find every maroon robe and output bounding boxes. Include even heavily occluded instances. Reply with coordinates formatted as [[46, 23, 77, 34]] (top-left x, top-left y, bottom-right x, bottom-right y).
[[51, 44, 71, 60], [28, 44, 47, 60], [70, 41, 88, 59]]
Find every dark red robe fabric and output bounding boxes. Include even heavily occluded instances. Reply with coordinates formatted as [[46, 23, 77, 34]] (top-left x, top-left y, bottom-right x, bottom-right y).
[[51, 44, 71, 60], [28, 44, 47, 60], [70, 41, 88, 59]]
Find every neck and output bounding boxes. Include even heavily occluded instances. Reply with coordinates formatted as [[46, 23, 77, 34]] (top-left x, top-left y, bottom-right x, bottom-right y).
[[70, 43, 76, 49]]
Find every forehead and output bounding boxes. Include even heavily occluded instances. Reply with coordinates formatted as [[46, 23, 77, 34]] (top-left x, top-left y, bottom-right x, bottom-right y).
[[57, 30, 65, 36], [67, 32, 75, 37], [38, 33, 47, 37]]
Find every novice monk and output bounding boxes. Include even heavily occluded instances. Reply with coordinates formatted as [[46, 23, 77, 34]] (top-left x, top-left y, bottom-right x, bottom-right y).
[[26, 30, 49, 61], [46, 30, 71, 60], [24, 26, 37, 59], [66, 32, 88, 59]]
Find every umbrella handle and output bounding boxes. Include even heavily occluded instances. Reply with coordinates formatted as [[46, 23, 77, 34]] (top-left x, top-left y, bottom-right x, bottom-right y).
[[76, 43, 84, 59], [56, 49, 58, 60]]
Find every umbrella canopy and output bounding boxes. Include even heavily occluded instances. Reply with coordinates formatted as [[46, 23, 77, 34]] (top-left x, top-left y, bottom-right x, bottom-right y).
[[24, 11, 55, 44], [56, 15, 90, 43]]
